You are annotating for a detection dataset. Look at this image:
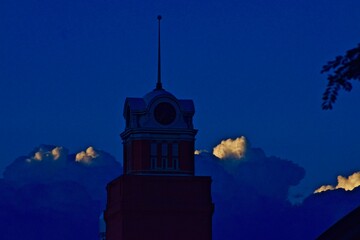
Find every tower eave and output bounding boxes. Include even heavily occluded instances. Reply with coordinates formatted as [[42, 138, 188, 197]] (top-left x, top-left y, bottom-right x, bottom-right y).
[[120, 128, 198, 140]]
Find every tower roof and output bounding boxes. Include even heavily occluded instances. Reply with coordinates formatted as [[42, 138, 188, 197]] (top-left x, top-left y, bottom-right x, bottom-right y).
[[123, 89, 194, 118], [143, 88, 176, 104]]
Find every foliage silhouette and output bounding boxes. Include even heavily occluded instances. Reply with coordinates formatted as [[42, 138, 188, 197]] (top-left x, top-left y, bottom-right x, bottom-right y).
[[321, 43, 360, 110]]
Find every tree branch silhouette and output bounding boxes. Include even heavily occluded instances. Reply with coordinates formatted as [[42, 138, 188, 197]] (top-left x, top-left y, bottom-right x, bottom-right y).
[[321, 43, 360, 110]]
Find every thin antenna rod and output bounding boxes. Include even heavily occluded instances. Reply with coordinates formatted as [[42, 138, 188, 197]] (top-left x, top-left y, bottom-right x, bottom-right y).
[[156, 15, 163, 90]]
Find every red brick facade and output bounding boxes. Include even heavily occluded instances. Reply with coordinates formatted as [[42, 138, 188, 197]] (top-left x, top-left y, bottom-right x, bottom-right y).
[[105, 175, 214, 240]]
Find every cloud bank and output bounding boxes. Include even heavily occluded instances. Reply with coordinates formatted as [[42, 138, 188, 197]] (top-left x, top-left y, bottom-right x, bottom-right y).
[[195, 136, 360, 239], [198, 137, 305, 201], [1, 138, 360, 240], [196, 137, 307, 239], [3, 145, 122, 203], [0, 144, 123, 240]]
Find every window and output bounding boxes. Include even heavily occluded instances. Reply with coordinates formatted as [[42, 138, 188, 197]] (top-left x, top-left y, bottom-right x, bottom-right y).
[[161, 143, 168, 169], [149, 142, 179, 171], [150, 143, 157, 169], [172, 143, 179, 170]]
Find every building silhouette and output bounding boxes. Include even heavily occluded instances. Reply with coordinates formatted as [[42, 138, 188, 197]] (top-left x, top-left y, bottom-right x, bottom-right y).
[[104, 16, 214, 240], [317, 206, 360, 239]]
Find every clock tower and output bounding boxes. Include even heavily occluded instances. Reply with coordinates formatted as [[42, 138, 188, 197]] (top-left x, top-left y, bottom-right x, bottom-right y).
[[105, 16, 214, 240]]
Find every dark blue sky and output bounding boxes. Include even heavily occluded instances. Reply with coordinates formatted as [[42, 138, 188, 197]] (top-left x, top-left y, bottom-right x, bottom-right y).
[[1, 0, 360, 195]]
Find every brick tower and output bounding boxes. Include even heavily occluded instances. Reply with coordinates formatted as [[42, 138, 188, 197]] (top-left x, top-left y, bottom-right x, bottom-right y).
[[104, 16, 214, 240]]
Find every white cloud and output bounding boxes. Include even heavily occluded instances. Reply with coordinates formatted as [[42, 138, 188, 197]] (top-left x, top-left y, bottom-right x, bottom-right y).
[[314, 171, 360, 193], [213, 137, 247, 159]]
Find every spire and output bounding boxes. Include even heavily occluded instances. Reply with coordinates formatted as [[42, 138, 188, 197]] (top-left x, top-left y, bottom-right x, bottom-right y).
[[156, 15, 163, 90]]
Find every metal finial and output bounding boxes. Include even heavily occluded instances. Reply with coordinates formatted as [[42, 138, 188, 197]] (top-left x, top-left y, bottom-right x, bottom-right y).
[[156, 15, 163, 90]]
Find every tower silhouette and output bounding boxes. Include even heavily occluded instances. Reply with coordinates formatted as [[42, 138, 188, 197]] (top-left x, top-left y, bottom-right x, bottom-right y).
[[104, 16, 214, 240]]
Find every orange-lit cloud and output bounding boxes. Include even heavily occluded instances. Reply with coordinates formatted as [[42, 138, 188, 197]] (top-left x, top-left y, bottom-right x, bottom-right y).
[[51, 147, 63, 160], [194, 149, 208, 155], [336, 173, 360, 191], [212, 137, 247, 159], [30, 146, 65, 162], [314, 185, 335, 193], [33, 151, 43, 161], [314, 172, 360, 193], [27, 145, 108, 166], [75, 146, 99, 163]]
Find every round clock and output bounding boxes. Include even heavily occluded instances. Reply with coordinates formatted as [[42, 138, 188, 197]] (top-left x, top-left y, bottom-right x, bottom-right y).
[[154, 102, 176, 125]]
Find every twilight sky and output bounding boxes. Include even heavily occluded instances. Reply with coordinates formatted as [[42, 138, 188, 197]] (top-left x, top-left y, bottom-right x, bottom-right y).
[[1, 0, 360, 196]]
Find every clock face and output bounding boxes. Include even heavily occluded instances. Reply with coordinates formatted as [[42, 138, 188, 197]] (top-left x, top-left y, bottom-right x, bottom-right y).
[[154, 102, 176, 125]]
